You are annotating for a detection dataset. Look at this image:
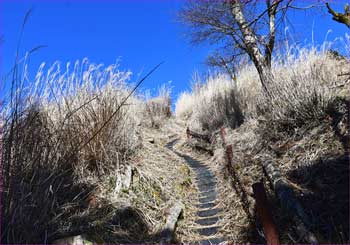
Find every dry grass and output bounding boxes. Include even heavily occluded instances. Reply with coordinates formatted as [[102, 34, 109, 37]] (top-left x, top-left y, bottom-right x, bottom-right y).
[[176, 40, 349, 134], [257, 43, 349, 136], [176, 39, 350, 243], [175, 73, 243, 132], [217, 114, 348, 243], [0, 59, 153, 243], [144, 84, 172, 128]]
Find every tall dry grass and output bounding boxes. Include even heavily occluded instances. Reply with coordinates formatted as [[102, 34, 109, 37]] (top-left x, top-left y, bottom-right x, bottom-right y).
[[257, 41, 349, 135], [175, 39, 349, 134], [175, 73, 243, 132], [1, 58, 146, 243], [144, 84, 172, 128]]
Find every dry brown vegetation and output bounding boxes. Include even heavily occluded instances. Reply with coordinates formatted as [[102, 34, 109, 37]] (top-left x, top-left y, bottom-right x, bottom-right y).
[[175, 40, 350, 243], [1, 12, 349, 244], [144, 85, 172, 128], [0, 59, 176, 243]]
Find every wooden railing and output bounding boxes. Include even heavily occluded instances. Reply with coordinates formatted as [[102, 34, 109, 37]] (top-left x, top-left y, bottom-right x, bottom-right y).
[[218, 127, 280, 244], [186, 127, 212, 144]]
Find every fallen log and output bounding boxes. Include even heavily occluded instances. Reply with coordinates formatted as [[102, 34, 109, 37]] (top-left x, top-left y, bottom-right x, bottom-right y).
[[186, 132, 214, 156], [186, 127, 211, 143], [190, 140, 214, 156], [49, 220, 99, 242], [262, 157, 318, 244], [159, 201, 184, 243]]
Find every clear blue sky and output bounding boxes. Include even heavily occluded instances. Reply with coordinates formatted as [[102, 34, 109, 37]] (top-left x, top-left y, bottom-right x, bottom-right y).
[[1, 0, 349, 103]]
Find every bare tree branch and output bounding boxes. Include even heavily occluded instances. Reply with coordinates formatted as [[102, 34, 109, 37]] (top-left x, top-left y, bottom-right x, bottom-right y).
[[326, 2, 350, 28], [178, 0, 318, 95]]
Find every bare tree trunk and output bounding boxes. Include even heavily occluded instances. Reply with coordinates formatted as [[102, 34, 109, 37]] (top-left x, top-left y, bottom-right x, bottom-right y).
[[255, 63, 274, 97], [230, 1, 273, 95], [265, 0, 281, 68]]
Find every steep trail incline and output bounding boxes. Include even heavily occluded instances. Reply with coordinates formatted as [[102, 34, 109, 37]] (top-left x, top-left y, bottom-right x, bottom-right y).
[[165, 138, 226, 244]]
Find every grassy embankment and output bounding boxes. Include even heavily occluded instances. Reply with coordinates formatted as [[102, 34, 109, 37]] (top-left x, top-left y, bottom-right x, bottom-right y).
[[175, 39, 350, 243]]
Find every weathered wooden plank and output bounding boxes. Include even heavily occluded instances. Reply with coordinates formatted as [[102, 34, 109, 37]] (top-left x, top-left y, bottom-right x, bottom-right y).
[[262, 158, 318, 244], [159, 201, 184, 244]]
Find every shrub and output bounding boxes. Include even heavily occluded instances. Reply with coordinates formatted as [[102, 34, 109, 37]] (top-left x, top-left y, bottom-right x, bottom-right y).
[[174, 92, 191, 120]]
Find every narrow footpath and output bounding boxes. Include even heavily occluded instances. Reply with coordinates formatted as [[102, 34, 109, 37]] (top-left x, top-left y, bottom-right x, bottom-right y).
[[165, 138, 226, 244]]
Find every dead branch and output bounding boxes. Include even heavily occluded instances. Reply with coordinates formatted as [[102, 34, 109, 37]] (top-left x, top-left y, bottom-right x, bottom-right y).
[[326, 2, 350, 28]]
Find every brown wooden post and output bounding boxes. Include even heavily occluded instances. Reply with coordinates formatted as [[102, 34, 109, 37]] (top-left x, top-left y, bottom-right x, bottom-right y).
[[186, 127, 190, 143], [252, 182, 280, 245], [225, 144, 234, 173], [220, 127, 227, 146]]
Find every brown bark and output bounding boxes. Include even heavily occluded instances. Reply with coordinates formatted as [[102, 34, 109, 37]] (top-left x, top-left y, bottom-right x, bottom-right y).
[[326, 2, 350, 28]]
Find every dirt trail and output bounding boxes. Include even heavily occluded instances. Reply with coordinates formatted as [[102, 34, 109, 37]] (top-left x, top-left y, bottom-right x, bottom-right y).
[[165, 138, 226, 244]]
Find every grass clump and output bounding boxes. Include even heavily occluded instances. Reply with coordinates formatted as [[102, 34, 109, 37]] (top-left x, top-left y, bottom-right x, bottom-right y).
[[176, 40, 349, 137], [256, 44, 349, 138], [175, 73, 244, 132], [1, 58, 145, 243], [145, 84, 172, 128]]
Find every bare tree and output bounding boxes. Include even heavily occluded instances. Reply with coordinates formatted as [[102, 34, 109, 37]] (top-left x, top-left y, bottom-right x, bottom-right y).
[[179, 0, 318, 95], [206, 52, 238, 85]]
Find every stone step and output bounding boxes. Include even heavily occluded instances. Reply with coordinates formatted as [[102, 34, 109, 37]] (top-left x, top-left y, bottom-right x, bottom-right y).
[[194, 169, 215, 177], [187, 164, 204, 169], [196, 176, 215, 182], [195, 202, 217, 209], [191, 168, 210, 173], [195, 172, 214, 179], [193, 167, 212, 175], [199, 194, 217, 203], [196, 178, 217, 185], [195, 226, 220, 236], [198, 187, 216, 194], [182, 157, 202, 166], [197, 208, 223, 218], [195, 216, 221, 226], [198, 236, 226, 244], [197, 182, 217, 191], [199, 189, 217, 198], [196, 177, 217, 184]]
